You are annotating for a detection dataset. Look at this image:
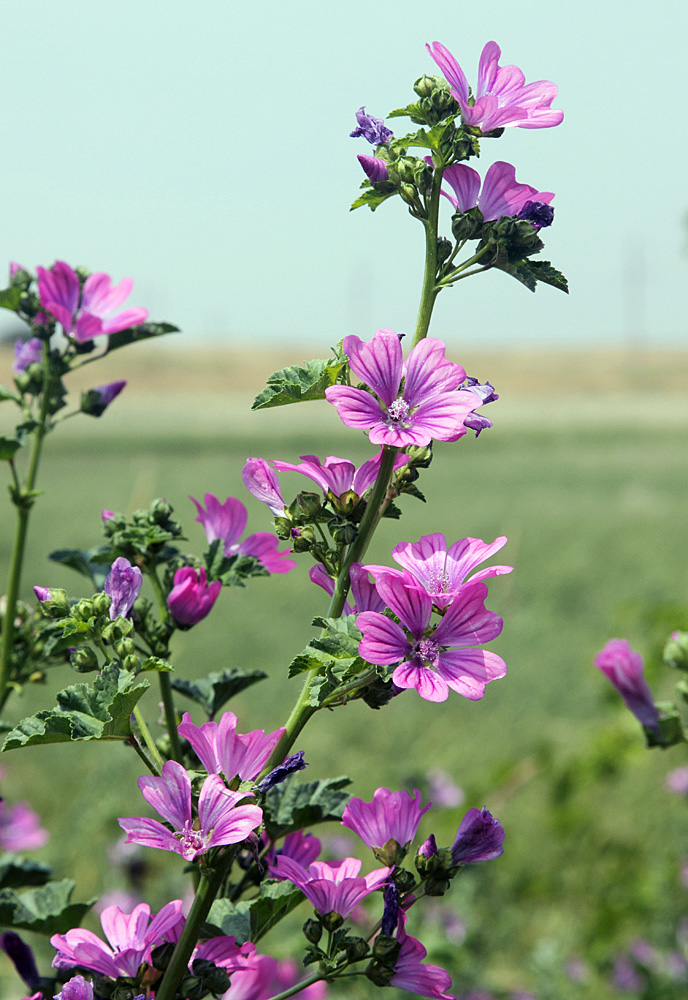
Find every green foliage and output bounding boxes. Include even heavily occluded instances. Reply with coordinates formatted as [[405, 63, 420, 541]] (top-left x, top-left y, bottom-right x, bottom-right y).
[[206, 880, 305, 945], [0, 854, 52, 890], [204, 539, 268, 587], [251, 350, 348, 410], [496, 257, 569, 294], [0, 286, 22, 311], [288, 616, 364, 679], [0, 879, 92, 935], [105, 321, 179, 352], [2, 666, 149, 750], [49, 546, 111, 588], [262, 774, 351, 840], [0, 436, 22, 460], [350, 184, 397, 212], [0, 386, 23, 404], [171, 668, 267, 717]]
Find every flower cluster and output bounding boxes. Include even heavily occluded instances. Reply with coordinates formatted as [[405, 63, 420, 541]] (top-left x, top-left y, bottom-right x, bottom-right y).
[[36, 260, 148, 342]]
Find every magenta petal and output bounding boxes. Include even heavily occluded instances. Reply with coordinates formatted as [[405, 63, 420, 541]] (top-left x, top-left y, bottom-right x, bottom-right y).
[[433, 583, 503, 647], [441, 163, 481, 215], [325, 385, 386, 431], [403, 338, 465, 403], [207, 803, 264, 849], [393, 661, 449, 702], [436, 648, 507, 698], [375, 573, 432, 635], [81, 273, 132, 314], [357, 612, 410, 665], [137, 760, 191, 829], [410, 390, 480, 443], [177, 713, 222, 773], [342, 331, 402, 407], [477, 40, 502, 96], [117, 816, 182, 855], [479, 161, 530, 220], [425, 41, 470, 103], [101, 307, 148, 333]]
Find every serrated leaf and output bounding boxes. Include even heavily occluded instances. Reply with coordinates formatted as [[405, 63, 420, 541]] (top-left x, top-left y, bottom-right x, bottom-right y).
[[288, 617, 364, 680], [494, 256, 569, 294], [0, 436, 21, 460], [0, 879, 92, 934], [526, 260, 569, 293], [105, 322, 179, 353], [350, 187, 396, 213], [0, 287, 22, 311], [387, 103, 424, 120], [49, 546, 112, 588], [139, 656, 173, 673], [0, 854, 52, 890], [171, 669, 267, 717], [263, 775, 351, 840], [205, 540, 268, 587], [2, 666, 149, 750], [251, 354, 348, 410], [207, 880, 304, 945]]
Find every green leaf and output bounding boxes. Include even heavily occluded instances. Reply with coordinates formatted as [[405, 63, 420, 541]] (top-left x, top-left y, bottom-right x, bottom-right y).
[[105, 321, 179, 353], [205, 540, 268, 587], [171, 668, 267, 717], [0, 436, 21, 461], [2, 666, 149, 750], [288, 616, 364, 680], [49, 546, 112, 588], [0, 386, 23, 404], [251, 353, 348, 410], [0, 854, 52, 890], [493, 257, 569, 294], [207, 880, 304, 945], [387, 103, 424, 120], [0, 286, 22, 311], [263, 775, 351, 840], [350, 186, 396, 213], [139, 656, 173, 673], [0, 879, 92, 934]]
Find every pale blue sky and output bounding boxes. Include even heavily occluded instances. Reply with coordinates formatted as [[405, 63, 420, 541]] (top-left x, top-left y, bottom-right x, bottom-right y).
[[2, 1, 687, 347]]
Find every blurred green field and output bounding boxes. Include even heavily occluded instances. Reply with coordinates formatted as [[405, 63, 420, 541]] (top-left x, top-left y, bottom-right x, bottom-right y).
[[2, 344, 688, 998]]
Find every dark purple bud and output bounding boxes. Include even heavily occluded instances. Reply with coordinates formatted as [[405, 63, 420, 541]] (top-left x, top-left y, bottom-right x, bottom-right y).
[[104, 557, 143, 620], [0, 931, 41, 990], [12, 337, 43, 374], [451, 807, 504, 865], [463, 413, 493, 437], [80, 380, 127, 417], [256, 750, 307, 793], [517, 200, 554, 229], [357, 154, 389, 182], [350, 106, 393, 145], [417, 834, 439, 859], [381, 880, 399, 936], [464, 378, 499, 404]]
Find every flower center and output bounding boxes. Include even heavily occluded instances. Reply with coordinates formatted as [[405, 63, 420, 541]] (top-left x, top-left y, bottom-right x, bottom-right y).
[[387, 398, 411, 426], [426, 569, 452, 594], [416, 637, 440, 666], [177, 824, 207, 860]]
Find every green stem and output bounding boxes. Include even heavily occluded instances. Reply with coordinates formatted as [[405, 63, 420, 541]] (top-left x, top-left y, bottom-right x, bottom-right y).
[[132, 705, 164, 775], [259, 971, 329, 1000], [155, 849, 237, 1000], [411, 165, 444, 348], [319, 668, 378, 708], [128, 731, 161, 775], [435, 245, 493, 288], [0, 343, 52, 713], [146, 565, 183, 762], [261, 447, 399, 774]]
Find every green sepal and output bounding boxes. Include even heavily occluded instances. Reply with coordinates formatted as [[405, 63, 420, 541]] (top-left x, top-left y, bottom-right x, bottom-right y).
[[288, 616, 364, 679], [105, 321, 179, 352], [204, 539, 268, 586], [0, 286, 22, 311], [0, 879, 93, 934], [262, 775, 351, 840], [0, 853, 52, 890], [0, 385, 23, 404], [49, 546, 112, 589], [251, 350, 348, 410], [139, 656, 173, 673], [171, 668, 267, 717], [2, 666, 149, 750], [644, 703, 685, 748], [206, 879, 305, 945], [0, 436, 22, 460]]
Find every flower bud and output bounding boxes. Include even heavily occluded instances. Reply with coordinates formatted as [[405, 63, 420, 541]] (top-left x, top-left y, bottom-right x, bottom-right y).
[[80, 381, 126, 417], [33, 586, 69, 616], [399, 183, 418, 206], [303, 918, 323, 944], [451, 207, 484, 242], [413, 74, 439, 98], [92, 592, 112, 616], [70, 647, 99, 673], [664, 632, 688, 672], [372, 933, 401, 967], [345, 937, 369, 962], [321, 910, 344, 932], [150, 497, 173, 523]]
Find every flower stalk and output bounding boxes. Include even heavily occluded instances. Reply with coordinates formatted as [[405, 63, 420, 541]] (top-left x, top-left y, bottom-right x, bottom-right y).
[[411, 165, 444, 348]]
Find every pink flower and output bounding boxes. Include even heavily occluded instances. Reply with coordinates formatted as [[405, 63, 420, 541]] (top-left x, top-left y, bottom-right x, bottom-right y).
[[167, 566, 221, 627], [36, 261, 148, 343], [440, 160, 554, 222], [341, 787, 431, 860], [51, 900, 183, 978], [426, 40, 563, 131], [309, 562, 385, 617], [593, 639, 660, 732], [177, 710, 285, 781], [388, 913, 453, 999], [325, 331, 481, 447], [0, 800, 48, 852], [190, 493, 295, 574], [242, 459, 286, 516], [264, 830, 322, 869], [118, 760, 262, 861], [357, 574, 506, 703], [270, 855, 391, 920], [272, 449, 408, 499], [366, 533, 512, 610]]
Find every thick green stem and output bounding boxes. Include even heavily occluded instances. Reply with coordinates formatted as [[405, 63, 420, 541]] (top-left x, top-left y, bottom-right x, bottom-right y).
[[147, 565, 183, 762], [262, 971, 329, 1000], [132, 705, 164, 775], [154, 849, 237, 1000], [411, 166, 444, 348], [0, 343, 51, 713], [261, 447, 399, 774]]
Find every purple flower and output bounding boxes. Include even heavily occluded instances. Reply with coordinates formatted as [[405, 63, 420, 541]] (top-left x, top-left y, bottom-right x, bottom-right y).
[[341, 787, 431, 861], [55, 975, 94, 1000], [273, 449, 409, 500], [12, 338, 43, 374], [51, 900, 183, 978], [426, 40, 563, 131], [309, 562, 385, 617], [440, 160, 554, 222], [389, 913, 453, 999], [81, 380, 127, 417], [242, 458, 286, 517], [9, 261, 25, 278], [104, 556, 142, 620], [0, 932, 41, 992], [0, 800, 48, 852], [325, 330, 481, 448], [255, 750, 307, 793], [594, 639, 660, 732], [264, 830, 322, 869], [190, 493, 295, 574], [118, 760, 262, 861], [271, 855, 390, 920], [358, 154, 389, 182], [357, 573, 506, 703], [177, 710, 285, 781], [367, 533, 512, 611], [612, 955, 646, 992], [36, 261, 148, 343], [167, 566, 221, 627], [667, 766, 688, 795], [450, 807, 504, 864], [350, 107, 393, 145]]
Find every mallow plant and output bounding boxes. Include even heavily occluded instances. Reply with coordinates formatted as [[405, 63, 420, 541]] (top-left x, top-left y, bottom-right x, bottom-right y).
[[0, 35, 566, 1000]]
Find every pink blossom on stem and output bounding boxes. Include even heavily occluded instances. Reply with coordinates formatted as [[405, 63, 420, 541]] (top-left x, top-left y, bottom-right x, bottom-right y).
[[366, 533, 512, 610], [0, 800, 48, 852], [177, 711, 285, 781], [242, 458, 286, 516], [325, 330, 481, 447], [666, 766, 688, 795], [426, 40, 563, 131], [50, 899, 183, 978], [357, 573, 506, 703], [341, 787, 431, 862], [167, 566, 221, 627], [309, 562, 384, 616], [118, 760, 263, 861], [190, 493, 295, 574], [273, 449, 408, 499], [593, 639, 660, 732], [36, 261, 148, 342], [440, 160, 554, 222], [264, 830, 322, 869], [389, 913, 453, 999], [270, 855, 390, 920]]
